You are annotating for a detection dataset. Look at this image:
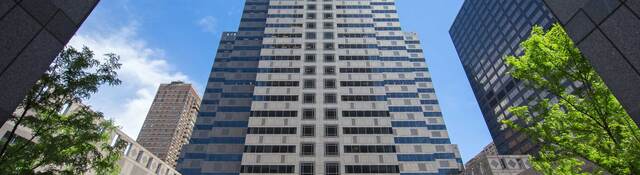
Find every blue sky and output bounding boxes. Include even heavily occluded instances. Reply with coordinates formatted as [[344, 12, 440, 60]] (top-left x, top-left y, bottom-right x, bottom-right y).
[[69, 0, 491, 163]]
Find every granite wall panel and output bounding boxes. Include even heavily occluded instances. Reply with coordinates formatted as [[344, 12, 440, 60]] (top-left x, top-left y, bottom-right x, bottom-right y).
[[544, 0, 640, 126], [0, 0, 100, 125]]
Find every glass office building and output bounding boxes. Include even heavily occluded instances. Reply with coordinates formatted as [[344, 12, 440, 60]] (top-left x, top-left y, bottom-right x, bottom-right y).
[[177, 0, 462, 174], [449, 0, 557, 155]]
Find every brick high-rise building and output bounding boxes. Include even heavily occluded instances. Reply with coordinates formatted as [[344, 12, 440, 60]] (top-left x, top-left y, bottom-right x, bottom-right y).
[[177, 0, 463, 174], [0, 0, 100, 126], [137, 81, 201, 167]]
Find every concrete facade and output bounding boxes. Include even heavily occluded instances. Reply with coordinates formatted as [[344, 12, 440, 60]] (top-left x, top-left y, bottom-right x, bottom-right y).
[[462, 143, 535, 175], [463, 154, 534, 175], [112, 129, 182, 175], [449, 0, 559, 155], [137, 81, 201, 167], [177, 0, 463, 174], [543, 0, 640, 126], [0, 0, 99, 126]]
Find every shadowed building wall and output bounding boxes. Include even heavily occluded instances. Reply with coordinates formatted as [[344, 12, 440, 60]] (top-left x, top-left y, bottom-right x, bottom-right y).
[[0, 0, 100, 126], [543, 0, 640, 126], [449, 0, 558, 155], [450, 0, 640, 156]]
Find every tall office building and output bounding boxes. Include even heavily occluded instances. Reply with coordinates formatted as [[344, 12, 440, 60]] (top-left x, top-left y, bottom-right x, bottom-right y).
[[449, 0, 558, 155], [137, 81, 201, 167], [0, 0, 100, 127], [177, 0, 463, 174]]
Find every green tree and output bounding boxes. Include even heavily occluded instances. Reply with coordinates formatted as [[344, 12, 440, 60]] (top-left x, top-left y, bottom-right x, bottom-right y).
[[0, 46, 126, 174], [502, 24, 640, 174]]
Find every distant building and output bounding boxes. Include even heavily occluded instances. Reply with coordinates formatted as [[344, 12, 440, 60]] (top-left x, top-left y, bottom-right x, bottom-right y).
[[136, 81, 200, 167], [463, 143, 536, 175], [0, 0, 100, 126]]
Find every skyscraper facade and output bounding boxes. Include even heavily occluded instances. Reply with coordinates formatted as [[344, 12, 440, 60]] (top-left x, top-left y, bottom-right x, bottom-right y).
[[178, 0, 463, 174], [137, 81, 201, 167], [0, 0, 100, 127], [449, 0, 558, 155]]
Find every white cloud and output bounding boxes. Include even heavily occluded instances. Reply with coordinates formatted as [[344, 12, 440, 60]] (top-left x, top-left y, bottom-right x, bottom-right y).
[[68, 22, 191, 139], [197, 16, 218, 34]]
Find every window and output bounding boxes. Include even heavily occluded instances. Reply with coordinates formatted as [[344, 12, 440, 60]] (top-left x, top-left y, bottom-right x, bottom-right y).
[[343, 145, 396, 153], [325, 125, 338, 137], [324, 79, 336, 89], [324, 13, 333, 19], [345, 165, 399, 173], [250, 111, 298, 117], [307, 13, 316, 19], [305, 43, 316, 50], [325, 163, 340, 175], [300, 163, 314, 175], [244, 145, 296, 153], [306, 22, 316, 29], [301, 143, 315, 156], [306, 32, 316, 39], [253, 95, 298, 101], [324, 43, 335, 50], [325, 143, 339, 156], [304, 79, 316, 89], [325, 109, 337, 120], [303, 93, 315, 103], [323, 55, 336, 63], [256, 81, 299, 87], [341, 110, 390, 117], [302, 125, 315, 137], [323, 32, 334, 39], [247, 127, 297, 134], [323, 4, 332, 10], [342, 127, 393, 134], [146, 158, 153, 168], [305, 54, 316, 62], [303, 108, 315, 120], [304, 66, 316, 75], [323, 22, 334, 29], [324, 66, 335, 75], [324, 93, 337, 104], [341, 95, 386, 101], [135, 151, 144, 162], [307, 4, 316, 10], [241, 165, 295, 173]]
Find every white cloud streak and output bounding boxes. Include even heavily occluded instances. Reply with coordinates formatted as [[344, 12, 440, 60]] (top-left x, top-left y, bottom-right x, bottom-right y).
[[68, 22, 191, 139], [197, 16, 218, 34]]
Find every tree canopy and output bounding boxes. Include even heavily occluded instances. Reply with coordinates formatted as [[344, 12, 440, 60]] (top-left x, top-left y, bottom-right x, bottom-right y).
[[503, 24, 640, 174], [0, 46, 126, 175]]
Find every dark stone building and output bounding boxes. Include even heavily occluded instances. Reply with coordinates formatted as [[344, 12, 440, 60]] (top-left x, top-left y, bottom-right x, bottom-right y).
[[0, 0, 99, 125], [450, 0, 640, 155], [449, 0, 559, 155], [543, 0, 640, 126]]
